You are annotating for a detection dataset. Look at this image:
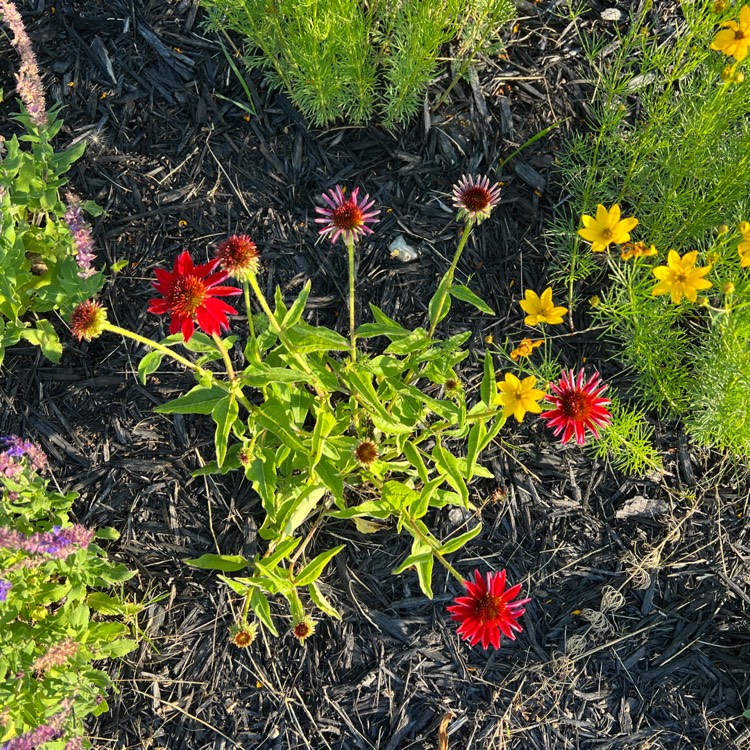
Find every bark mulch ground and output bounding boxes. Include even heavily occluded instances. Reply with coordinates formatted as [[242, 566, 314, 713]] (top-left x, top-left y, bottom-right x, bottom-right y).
[[2, 0, 750, 748]]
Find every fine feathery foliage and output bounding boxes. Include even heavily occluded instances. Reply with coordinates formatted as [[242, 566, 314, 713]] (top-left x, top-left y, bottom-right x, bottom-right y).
[[199, 0, 515, 127]]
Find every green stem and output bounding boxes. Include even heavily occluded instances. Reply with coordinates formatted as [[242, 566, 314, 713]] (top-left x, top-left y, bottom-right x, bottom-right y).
[[244, 283, 256, 341], [246, 272, 326, 398], [212, 332, 237, 382], [103, 323, 211, 380], [427, 219, 475, 339], [347, 237, 357, 362], [401, 509, 465, 584]]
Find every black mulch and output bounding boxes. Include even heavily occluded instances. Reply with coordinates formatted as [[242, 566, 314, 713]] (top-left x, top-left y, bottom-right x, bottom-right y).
[[2, 0, 750, 748]]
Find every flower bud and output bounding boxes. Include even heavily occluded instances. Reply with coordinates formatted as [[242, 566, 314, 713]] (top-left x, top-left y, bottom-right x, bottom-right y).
[[717, 224, 730, 235], [723, 281, 736, 295]]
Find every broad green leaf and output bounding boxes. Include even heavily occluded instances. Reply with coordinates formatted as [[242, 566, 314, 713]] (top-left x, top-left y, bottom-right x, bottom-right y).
[[368, 303, 404, 329], [281, 280, 311, 328], [94, 527, 120, 540], [97, 639, 139, 658], [432, 445, 469, 508], [262, 538, 300, 569], [356, 322, 410, 340], [328, 498, 394, 519], [278, 484, 327, 537], [315, 458, 345, 508], [185, 553, 250, 572], [450, 285, 494, 315], [285, 321, 349, 353], [155, 385, 228, 415], [212, 394, 239, 467], [138, 350, 164, 385], [384, 327, 432, 355], [86, 592, 126, 615], [254, 401, 307, 452], [402, 441, 429, 485], [308, 581, 341, 620], [382, 480, 419, 511], [294, 544, 345, 586], [251, 588, 278, 636], [439, 523, 482, 555], [241, 363, 312, 387], [428, 274, 452, 328], [19, 319, 61, 362]]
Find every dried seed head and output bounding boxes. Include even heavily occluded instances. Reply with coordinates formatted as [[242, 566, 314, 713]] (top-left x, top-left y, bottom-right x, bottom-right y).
[[354, 440, 378, 465]]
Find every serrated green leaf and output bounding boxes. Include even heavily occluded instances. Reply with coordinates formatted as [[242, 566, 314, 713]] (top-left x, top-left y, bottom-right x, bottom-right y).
[[185, 553, 250, 572], [450, 285, 494, 315], [20, 319, 61, 362], [295, 544, 345, 586]]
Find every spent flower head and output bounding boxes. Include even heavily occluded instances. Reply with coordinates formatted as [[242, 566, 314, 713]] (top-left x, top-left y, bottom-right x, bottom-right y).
[[292, 616, 316, 644], [314, 185, 380, 245], [651, 250, 713, 303], [70, 300, 107, 341], [451, 174, 502, 224], [711, 5, 750, 62], [354, 440, 378, 466], [578, 204, 638, 252], [510, 337, 543, 361], [148, 251, 242, 341], [540, 369, 612, 446], [447, 569, 530, 650], [620, 241, 657, 261], [215, 234, 260, 282], [519, 288, 568, 326], [494, 373, 545, 423]]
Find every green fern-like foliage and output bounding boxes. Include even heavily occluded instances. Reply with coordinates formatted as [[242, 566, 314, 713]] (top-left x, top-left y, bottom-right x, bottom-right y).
[[685, 309, 750, 457], [200, 0, 515, 127]]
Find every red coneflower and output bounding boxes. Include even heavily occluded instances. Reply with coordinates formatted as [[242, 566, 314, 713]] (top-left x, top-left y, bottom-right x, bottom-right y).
[[70, 300, 107, 341], [540, 369, 612, 446], [447, 569, 529, 650], [452, 174, 502, 224], [215, 234, 261, 282], [148, 251, 241, 342], [314, 185, 380, 245]]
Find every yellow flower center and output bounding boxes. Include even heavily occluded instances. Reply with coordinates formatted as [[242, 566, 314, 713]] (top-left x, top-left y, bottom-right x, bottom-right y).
[[600, 228, 613, 240]]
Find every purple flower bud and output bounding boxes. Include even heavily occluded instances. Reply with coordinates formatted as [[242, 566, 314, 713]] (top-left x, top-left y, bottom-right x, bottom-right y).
[[0, 579, 11, 602]]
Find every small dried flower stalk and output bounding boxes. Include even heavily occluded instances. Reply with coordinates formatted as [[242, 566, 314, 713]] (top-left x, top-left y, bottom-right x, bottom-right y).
[[32, 638, 79, 673]]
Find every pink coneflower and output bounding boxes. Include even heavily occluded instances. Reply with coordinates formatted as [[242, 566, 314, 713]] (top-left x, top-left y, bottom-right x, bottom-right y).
[[148, 251, 241, 342], [447, 569, 529, 650], [215, 234, 260, 282], [540, 369, 612, 445], [69, 300, 107, 341], [452, 174, 502, 224], [314, 185, 380, 245]]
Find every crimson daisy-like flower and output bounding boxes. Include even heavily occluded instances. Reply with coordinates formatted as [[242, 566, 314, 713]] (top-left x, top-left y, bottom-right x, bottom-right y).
[[452, 174, 502, 224], [148, 251, 242, 342], [447, 569, 530, 650], [540, 369, 612, 446], [70, 300, 107, 341], [314, 185, 380, 245], [215, 234, 261, 282]]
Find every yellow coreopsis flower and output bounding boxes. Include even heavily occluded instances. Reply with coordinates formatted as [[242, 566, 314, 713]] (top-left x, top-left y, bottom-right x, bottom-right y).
[[711, 4, 750, 61], [578, 204, 638, 252], [519, 288, 568, 326], [510, 337, 544, 361], [494, 373, 545, 423], [620, 241, 658, 261], [651, 250, 713, 303]]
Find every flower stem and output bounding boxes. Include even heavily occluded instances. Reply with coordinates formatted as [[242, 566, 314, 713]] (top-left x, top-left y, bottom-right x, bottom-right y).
[[103, 323, 211, 380], [244, 283, 256, 341], [427, 219, 475, 339], [212, 332, 237, 382], [347, 237, 357, 363], [400, 509, 466, 584]]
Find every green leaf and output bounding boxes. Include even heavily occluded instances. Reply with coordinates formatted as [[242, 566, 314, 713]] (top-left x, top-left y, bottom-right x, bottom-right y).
[[450, 285, 494, 315], [480, 351, 497, 408], [315, 458, 345, 508], [94, 527, 120, 540], [19, 319, 61, 362], [247, 448, 278, 525], [241, 363, 312, 387], [212, 394, 239, 467], [251, 588, 278, 636], [308, 581, 341, 620], [409, 477, 444, 520], [384, 327, 432, 355], [356, 322, 410, 340], [465, 420, 487, 480], [310, 407, 336, 474], [428, 274, 452, 328], [98, 639, 139, 658], [277, 484, 327, 537], [111, 259, 129, 273], [86, 592, 126, 615], [155, 385, 228, 415], [295, 544, 345, 586], [254, 401, 307, 452], [281, 280, 311, 328], [285, 321, 349, 353], [393, 547, 434, 598], [262, 538, 301, 570], [432, 445, 469, 508], [382, 480, 419, 511], [185, 553, 250, 572], [439, 523, 482, 555], [138, 350, 165, 385], [402, 441, 429, 485]]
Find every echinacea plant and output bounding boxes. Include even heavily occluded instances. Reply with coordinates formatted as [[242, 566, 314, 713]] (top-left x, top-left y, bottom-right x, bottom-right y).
[[69, 174, 610, 647]]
